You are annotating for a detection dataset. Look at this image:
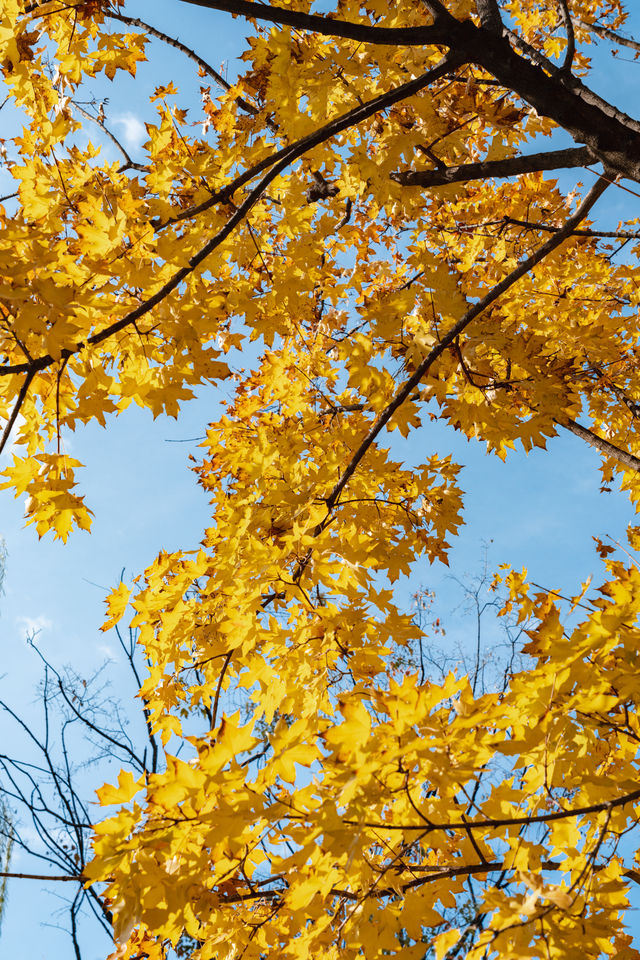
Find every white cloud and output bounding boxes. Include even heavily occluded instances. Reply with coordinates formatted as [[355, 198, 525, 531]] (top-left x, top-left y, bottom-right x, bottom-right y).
[[16, 614, 52, 639], [112, 112, 147, 152]]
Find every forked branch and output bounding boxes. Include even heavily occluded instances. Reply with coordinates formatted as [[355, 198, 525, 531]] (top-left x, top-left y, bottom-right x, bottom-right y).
[[325, 176, 609, 510]]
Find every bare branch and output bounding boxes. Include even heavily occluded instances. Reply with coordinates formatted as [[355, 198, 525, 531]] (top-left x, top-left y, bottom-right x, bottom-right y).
[[114, 625, 159, 774], [0, 871, 84, 882], [56, 680, 148, 773]]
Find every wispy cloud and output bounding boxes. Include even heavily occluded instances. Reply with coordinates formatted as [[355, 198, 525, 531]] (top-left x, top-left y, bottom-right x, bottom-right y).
[[16, 614, 52, 639], [112, 112, 147, 152]]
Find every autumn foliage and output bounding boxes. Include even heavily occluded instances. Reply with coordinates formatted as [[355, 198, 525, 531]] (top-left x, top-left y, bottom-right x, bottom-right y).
[[4, 0, 640, 957]]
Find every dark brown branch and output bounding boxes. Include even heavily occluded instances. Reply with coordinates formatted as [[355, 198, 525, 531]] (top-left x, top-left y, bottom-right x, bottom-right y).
[[211, 651, 233, 731], [178, 0, 452, 46], [466, 19, 640, 165], [558, 417, 640, 472], [211, 857, 640, 907], [391, 145, 592, 187], [475, 0, 502, 34], [0, 56, 457, 379], [325, 176, 608, 510], [347, 858, 562, 898], [0, 369, 35, 455], [558, 0, 576, 71]]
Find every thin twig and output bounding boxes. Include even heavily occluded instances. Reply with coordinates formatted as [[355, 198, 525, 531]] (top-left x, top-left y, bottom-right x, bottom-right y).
[[211, 651, 233, 730]]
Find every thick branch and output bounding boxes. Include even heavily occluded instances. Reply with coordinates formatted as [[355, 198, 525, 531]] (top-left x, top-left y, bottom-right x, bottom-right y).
[[559, 417, 640, 472], [475, 0, 502, 34], [498, 216, 640, 240], [392, 145, 592, 187], [461, 20, 640, 171], [178, 0, 451, 45]]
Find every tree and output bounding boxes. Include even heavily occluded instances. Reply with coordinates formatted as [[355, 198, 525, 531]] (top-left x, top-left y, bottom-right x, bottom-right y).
[[0, 623, 159, 959], [4, 0, 640, 958]]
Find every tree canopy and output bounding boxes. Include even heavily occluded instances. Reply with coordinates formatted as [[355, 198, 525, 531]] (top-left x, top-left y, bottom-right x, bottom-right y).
[[3, 0, 640, 958]]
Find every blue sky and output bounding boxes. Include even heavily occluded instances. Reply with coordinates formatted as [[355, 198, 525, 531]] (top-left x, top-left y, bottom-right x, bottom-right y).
[[2, 2, 640, 958]]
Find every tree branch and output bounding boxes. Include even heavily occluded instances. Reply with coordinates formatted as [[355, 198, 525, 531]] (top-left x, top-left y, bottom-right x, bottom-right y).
[[578, 18, 640, 54], [0, 368, 35, 455], [325, 176, 609, 510], [391, 145, 592, 187], [558, 0, 576, 71], [0, 871, 84, 882], [343, 783, 640, 831], [178, 0, 451, 45], [558, 416, 640, 472], [475, 0, 502, 34], [497, 216, 640, 240], [70, 102, 145, 173], [468, 19, 640, 158], [106, 11, 269, 127], [0, 55, 458, 379]]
